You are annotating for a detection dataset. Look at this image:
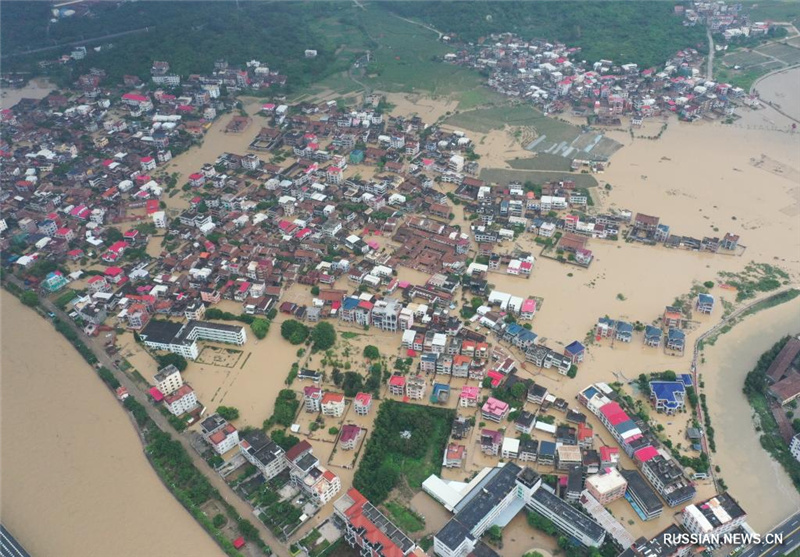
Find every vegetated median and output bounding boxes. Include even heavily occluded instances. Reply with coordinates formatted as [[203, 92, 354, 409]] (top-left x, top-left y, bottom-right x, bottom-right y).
[[353, 400, 454, 504], [742, 335, 800, 494]]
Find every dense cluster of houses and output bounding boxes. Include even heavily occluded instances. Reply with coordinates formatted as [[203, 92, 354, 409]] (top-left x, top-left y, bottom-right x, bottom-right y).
[[579, 382, 697, 513], [443, 27, 761, 123]]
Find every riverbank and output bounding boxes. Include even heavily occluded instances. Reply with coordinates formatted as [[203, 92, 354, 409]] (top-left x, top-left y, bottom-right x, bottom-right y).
[[0, 291, 226, 557], [700, 296, 800, 532]]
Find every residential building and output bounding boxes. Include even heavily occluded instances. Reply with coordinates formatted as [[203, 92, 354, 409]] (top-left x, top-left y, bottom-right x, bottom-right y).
[[585, 468, 628, 505], [334, 488, 423, 557], [681, 493, 747, 537], [389, 374, 406, 396], [153, 364, 183, 396], [696, 293, 715, 314], [480, 429, 503, 456], [339, 425, 364, 450], [321, 392, 346, 417], [459, 386, 480, 408], [304, 385, 323, 412], [239, 430, 288, 481], [791, 434, 800, 462], [286, 441, 341, 506], [353, 392, 372, 415], [501, 437, 520, 459], [444, 444, 466, 468], [620, 469, 664, 521], [649, 381, 686, 415], [406, 376, 426, 400], [201, 414, 240, 455], [164, 384, 198, 416], [481, 397, 509, 423]]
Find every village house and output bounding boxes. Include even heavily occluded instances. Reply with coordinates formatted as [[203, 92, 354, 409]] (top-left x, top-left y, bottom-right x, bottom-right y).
[[321, 392, 346, 417]]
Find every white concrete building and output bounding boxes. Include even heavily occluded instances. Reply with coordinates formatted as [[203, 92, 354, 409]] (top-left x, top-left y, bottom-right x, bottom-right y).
[[153, 364, 183, 396]]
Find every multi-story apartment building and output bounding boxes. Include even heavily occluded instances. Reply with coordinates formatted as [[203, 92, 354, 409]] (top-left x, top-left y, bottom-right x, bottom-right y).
[[153, 364, 183, 396], [164, 384, 197, 416], [200, 414, 240, 455], [321, 392, 345, 417], [585, 468, 628, 505], [334, 488, 425, 557], [239, 430, 287, 481], [286, 441, 341, 506], [681, 493, 747, 538], [371, 299, 401, 332]]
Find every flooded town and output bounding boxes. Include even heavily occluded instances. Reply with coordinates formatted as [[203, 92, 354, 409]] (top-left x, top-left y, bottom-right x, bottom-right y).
[[1, 1, 800, 557]]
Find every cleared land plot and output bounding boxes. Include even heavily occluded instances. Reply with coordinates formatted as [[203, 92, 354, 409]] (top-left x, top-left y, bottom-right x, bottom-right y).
[[758, 42, 800, 65], [723, 50, 772, 69], [479, 168, 598, 188], [508, 153, 573, 172], [445, 105, 577, 140]]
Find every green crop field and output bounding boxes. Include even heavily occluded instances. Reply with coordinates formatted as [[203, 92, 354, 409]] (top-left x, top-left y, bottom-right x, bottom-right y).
[[479, 168, 598, 188]]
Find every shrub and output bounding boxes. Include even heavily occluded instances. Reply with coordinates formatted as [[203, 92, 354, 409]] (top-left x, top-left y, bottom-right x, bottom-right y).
[[216, 406, 240, 421], [363, 345, 380, 360], [20, 291, 38, 307]]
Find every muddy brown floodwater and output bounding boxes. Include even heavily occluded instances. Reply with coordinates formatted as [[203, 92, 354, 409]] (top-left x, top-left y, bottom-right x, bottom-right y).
[[0, 292, 224, 557], [701, 297, 800, 532]]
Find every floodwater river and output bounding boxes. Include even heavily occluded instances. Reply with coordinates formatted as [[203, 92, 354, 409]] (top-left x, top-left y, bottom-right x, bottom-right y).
[[0, 291, 224, 557], [702, 297, 800, 532]]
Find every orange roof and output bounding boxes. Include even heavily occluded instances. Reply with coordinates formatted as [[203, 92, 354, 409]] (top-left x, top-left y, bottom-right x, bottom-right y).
[[321, 392, 344, 405], [343, 489, 407, 557]]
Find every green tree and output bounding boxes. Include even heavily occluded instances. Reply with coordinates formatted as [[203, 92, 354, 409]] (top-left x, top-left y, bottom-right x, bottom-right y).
[[310, 285, 320, 295], [20, 291, 39, 307], [329, 427, 339, 435], [311, 322, 336, 350], [342, 372, 365, 397], [156, 352, 188, 372], [106, 227, 124, 243], [216, 406, 240, 421], [212, 513, 226, 528], [363, 345, 381, 360], [281, 320, 309, 345], [250, 317, 270, 339], [511, 382, 528, 400]]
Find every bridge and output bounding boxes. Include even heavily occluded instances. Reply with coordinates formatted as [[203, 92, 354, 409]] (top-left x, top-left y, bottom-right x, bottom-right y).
[[0, 525, 31, 557], [738, 512, 800, 557]]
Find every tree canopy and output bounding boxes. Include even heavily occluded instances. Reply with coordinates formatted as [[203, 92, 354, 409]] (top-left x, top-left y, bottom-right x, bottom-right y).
[[250, 318, 270, 339], [216, 406, 240, 421], [363, 345, 381, 360], [311, 322, 336, 351], [281, 320, 309, 345]]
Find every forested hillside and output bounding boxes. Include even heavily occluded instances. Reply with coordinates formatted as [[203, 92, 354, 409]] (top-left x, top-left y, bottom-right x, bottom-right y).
[[2, 1, 709, 89], [386, 2, 708, 68]]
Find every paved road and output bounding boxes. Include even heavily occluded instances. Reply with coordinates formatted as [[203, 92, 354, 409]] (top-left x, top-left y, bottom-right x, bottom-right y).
[[7, 278, 289, 557], [1, 27, 151, 59], [690, 287, 798, 488], [0, 525, 31, 557], [707, 27, 715, 79], [738, 512, 800, 557]]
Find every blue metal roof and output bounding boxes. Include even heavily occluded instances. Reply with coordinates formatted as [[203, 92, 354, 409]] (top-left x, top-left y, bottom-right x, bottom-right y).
[[565, 340, 585, 354], [650, 381, 686, 404], [644, 325, 662, 339], [667, 328, 685, 341], [679, 374, 693, 387]]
